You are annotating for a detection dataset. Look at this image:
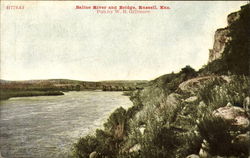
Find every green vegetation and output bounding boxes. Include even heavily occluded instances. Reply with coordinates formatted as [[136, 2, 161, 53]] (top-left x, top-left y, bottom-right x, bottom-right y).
[[72, 71, 250, 158], [0, 2, 248, 158], [197, 115, 248, 157], [0, 79, 148, 100], [69, 4, 250, 158], [71, 4, 250, 158], [0, 79, 147, 92], [197, 75, 250, 110], [73, 107, 131, 158], [0, 90, 64, 100], [1, 3, 242, 158], [70, 66, 196, 157]]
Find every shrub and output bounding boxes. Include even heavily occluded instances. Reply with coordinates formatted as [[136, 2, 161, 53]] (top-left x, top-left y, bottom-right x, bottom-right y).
[[104, 107, 127, 135], [73, 107, 132, 158], [73, 135, 99, 158], [139, 124, 180, 158], [198, 75, 250, 110], [197, 115, 248, 156], [177, 132, 202, 157], [95, 129, 119, 157]]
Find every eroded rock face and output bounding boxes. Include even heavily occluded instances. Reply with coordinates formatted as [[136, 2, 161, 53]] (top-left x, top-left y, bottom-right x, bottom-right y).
[[227, 11, 240, 25], [208, 8, 242, 63], [208, 28, 231, 63], [178, 76, 215, 94], [213, 105, 250, 128]]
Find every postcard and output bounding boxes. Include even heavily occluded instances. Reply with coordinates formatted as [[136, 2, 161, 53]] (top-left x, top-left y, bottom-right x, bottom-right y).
[[0, 1, 249, 158]]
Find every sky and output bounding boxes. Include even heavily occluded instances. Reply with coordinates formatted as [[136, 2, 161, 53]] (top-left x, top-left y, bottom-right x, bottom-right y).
[[0, 1, 247, 81]]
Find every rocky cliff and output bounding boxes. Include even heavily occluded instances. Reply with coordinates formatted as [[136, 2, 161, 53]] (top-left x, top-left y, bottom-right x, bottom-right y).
[[208, 28, 230, 63], [209, 6, 244, 63], [73, 4, 250, 158], [207, 4, 249, 76]]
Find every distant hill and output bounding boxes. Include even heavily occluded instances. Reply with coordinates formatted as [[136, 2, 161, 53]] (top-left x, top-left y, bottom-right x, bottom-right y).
[[72, 4, 250, 158], [0, 79, 148, 91]]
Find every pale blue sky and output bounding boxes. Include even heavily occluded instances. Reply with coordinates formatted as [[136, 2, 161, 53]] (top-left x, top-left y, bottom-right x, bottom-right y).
[[0, 1, 247, 81]]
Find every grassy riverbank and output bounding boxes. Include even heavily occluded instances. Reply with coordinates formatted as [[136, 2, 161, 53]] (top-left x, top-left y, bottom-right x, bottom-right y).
[[0, 79, 147, 100], [0, 90, 64, 100], [72, 73, 249, 158], [72, 4, 250, 158]]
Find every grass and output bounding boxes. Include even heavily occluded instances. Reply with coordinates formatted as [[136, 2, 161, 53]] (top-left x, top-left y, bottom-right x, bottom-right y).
[[198, 115, 249, 157], [197, 75, 250, 110], [0, 90, 64, 100], [72, 71, 250, 158], [72, 107, 131, 158], [71, 4, 250, 157]]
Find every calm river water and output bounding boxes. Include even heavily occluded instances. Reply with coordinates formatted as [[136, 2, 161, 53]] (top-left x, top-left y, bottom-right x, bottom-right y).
[[0, 91, 133, 158]]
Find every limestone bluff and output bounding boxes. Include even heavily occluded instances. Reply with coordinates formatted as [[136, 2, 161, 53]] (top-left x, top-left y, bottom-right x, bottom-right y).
[[208, 5, 246, 63], [72, 3, 250, 158]]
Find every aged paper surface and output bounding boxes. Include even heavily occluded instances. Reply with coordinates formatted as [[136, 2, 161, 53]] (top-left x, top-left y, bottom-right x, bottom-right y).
[[0, 1, 248, 158], [1, 1, 246, 81]]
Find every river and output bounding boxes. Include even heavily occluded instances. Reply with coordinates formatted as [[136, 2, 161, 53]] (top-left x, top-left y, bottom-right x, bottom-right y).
[[0, 91, 133, 158]]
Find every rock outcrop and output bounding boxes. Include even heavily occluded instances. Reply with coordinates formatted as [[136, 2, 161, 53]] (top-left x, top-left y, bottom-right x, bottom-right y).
[[89, 151, 98, 158], [185, 96, 198, 103], [227, 11, 240, 25], [186, 154, 200, 158], [73, 4, 250, 158], [208, 7, 242, 63], [199, 140, 210, 158], [232, 132, 250, 150], [178, 76, 215, 94], [208, 28, 231, 63], [243, 96, 250, 111], [212, 104, 250, 128], [129, 144, 141, 153]]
